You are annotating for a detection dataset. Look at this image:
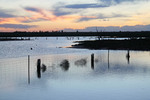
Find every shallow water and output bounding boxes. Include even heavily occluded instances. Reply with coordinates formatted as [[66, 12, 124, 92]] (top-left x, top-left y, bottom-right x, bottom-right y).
[[0, 37, 150, 100]]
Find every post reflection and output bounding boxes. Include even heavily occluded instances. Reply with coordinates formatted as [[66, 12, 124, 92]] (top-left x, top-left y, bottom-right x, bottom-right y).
[[126, 50, 130, 64], [37, 59, 41, 78], [41, 64, 47, 72], [60, 59, 70, 71], [36, 59, 47, 79], [91, 53, 94, 70], [33, 50, 150, 80], [74, 59, 87, 67]]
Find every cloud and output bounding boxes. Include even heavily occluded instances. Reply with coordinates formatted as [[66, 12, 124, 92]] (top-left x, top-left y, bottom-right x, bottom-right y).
[[52, 3, 109, 17], [77, 17, 97, 22], [22, 18, 48, 23], [52, 7, 74, 16], [64, 25, 150, 32], [23, 6, 97, 22], [0, 9, 16, 18], [54, 11, 72, 16], [24, 7, 48, 18], [51, 3, 79, 16], [0, 7, 49, 24], [99, 0, 135, 5], [64, 0, 136, 9], [52, 2, 129, 21], [24, 7, 40, 12], [77, 13, 128, 22], [23, 7, 57, 22], [65, 3, 109, 9], [121, 25, 150, 31], [51, 0, 137, 18], [98, 13, 128, 19], [0, 24, 37, 29]]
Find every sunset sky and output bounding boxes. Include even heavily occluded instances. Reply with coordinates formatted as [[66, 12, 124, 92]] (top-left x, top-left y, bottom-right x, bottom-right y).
[[0, 0, 150, 32]]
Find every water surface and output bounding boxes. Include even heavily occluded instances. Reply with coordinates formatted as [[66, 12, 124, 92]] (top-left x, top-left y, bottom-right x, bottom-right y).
[[0, 37, 150, 100]]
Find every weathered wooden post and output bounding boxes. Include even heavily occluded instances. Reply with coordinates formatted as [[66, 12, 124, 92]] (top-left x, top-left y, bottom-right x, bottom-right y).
[[28, 55, 30, 84]]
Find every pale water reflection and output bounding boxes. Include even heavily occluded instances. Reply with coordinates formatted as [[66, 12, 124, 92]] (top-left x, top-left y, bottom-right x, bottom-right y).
[[0, 51, 150, 100]]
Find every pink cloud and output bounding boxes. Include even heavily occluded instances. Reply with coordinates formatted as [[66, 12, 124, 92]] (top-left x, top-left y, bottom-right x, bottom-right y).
[[0, 7, 97, 24]]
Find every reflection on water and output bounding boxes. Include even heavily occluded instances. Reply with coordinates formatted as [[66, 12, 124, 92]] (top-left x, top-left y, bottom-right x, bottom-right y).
[[41, 64, 47, 72], [5, 50, 149, 81], [36, 59, 47, 78], [74, 58, 87, 66], [1, 50, 150, 100], [37, 59, 41, 78], [91, 53, 94, 70], [60, 59, 70, 71], [126, 50, 130, 64]]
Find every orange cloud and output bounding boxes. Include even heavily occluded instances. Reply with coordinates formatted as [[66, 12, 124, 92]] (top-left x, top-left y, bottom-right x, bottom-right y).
[[0, 6, 97, 25], [23, 7, 97, 22], [0, 18, 19, 24]]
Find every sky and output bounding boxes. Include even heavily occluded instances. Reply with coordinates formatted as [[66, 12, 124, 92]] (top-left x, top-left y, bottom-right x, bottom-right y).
[[0, 0, 150, 32]]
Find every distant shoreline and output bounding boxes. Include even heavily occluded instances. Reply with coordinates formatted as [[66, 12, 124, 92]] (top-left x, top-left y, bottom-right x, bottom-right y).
[[0, 38, 31, 41], [71, 39, 150, 51], [0, 31, 150, 38]]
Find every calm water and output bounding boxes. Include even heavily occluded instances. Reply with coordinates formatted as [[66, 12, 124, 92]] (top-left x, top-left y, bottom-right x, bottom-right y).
[[0, 37, 150, 100]]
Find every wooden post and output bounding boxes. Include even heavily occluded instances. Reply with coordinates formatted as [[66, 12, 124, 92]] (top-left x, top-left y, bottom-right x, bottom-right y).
[[108, 50, 110, 69], [28, 55, 30, 84]]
